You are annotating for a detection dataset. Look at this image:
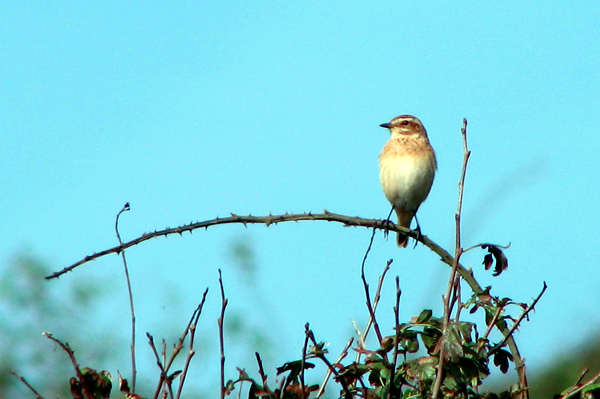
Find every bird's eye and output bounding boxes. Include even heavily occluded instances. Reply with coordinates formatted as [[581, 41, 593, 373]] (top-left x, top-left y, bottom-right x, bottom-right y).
[[402, 120, 410, 126]]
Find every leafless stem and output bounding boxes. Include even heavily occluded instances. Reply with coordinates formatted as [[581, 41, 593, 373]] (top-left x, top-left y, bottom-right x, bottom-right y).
[[10, 371, 46, 399], [218, 269, 228, 399], [255, 352, 270, 391], [315, 338, 353, 399], [575, 368, 590, 386], [176, 289, 210, 399], [148, 333, 167, 399], [432, 118, 470, 399], [300, 323, 311, 399], [360, 227, 389, 347], [115, 202, 137, 392], [483, 305, 504, 341], [43, 332, 92, 399], [489, 282, 547, 355], [306, 328, 351, 399], [388, 276, 402, 399]]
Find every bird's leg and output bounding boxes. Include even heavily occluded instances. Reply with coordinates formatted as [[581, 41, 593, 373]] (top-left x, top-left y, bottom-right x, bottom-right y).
[[384, 205, 395, 240], [412, 213, 422, 249]]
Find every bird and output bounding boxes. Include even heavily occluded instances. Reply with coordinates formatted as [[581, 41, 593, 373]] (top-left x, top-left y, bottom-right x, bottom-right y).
[[379, 115, 437, 247]]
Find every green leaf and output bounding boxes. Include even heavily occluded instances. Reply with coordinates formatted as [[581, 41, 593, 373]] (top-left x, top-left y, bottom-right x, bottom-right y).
[[400, 331, 419, 353], [582, 383, 600, 399], [416, 309, 433, 324]]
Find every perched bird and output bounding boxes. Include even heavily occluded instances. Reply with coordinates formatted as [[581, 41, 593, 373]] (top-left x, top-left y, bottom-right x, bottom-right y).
[[379, 115, 437, 247]]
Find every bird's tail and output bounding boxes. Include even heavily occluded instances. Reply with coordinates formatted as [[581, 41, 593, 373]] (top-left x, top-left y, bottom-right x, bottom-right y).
[[397, 232, 409, 247], [395, 210, 414, 248]]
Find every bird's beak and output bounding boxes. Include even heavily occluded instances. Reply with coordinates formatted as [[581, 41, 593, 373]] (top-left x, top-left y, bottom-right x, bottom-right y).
[[380, 123, 391, 129]]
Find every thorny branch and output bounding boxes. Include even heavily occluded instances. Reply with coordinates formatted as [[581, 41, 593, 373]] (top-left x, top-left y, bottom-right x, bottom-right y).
[[489, 282, 547, 356], [46, 212, 478, 292]]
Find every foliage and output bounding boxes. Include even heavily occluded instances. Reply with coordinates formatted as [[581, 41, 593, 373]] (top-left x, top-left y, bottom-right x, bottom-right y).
[[0, 252, 120, 398]]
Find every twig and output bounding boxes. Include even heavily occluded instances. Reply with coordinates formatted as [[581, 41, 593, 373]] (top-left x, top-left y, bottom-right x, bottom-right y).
[[482, 305, 504, 341], [306, 328, 352, 399], [255, 352, 270, 391], [10, 371, 46, 399], [575, 368, 590, 386], [300, 323, 311, 399], [115, 202, 137, 392], [360, 227, 387, 347], [489, 282, 547, 356], [388, 276, 402, 399], [315, 338, 353, 399], [147, 333, 167, 399], [43, 332, 92, 399], [432, 118, 470, 399], [356, 258, 392, 362], [218, 269, 229, 399], [556, 369, 600, 399], [176, 289, 210, 399]]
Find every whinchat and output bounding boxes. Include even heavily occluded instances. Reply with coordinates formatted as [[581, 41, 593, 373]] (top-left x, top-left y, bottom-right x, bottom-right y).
[[379, 115, 437, 247]]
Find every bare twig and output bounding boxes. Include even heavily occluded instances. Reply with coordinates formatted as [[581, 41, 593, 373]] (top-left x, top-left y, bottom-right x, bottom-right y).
[[575, 368, 590, 386], [432, 118, 470, 399], [306, 328, 352, 399], [218, 269, 228, 399], [176, 289, 210, 399], [315, 338, 353, 399], [255, 352, 270, 391], [43, 332, 92, 399], [10, 371, 46, 399], [482, 305, 504, 341], [388, 276, 402, 399], [360, 227, 388, 347], [489, 282, 547, 356], [300, 323, 311, 399], [115, 202, 137, 392], [147, 333, 167, 399]]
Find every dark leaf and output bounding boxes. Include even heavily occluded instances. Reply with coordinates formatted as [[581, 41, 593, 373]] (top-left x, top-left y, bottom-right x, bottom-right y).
[[70, 377, 83, 399], [481, 244, 509, 276], [493, 349, 513, 374], [483, 254, 493, 270], [276, 360, 315, 385], [118, 372, 130, 393], [248, 382, 264, 399]]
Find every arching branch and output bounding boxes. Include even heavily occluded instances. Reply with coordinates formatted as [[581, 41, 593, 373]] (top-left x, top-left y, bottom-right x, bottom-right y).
[[46, 211, 475, 289]]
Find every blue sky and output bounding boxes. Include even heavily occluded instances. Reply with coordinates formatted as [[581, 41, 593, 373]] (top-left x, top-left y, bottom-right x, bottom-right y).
[[1, 1, 600, 394]]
